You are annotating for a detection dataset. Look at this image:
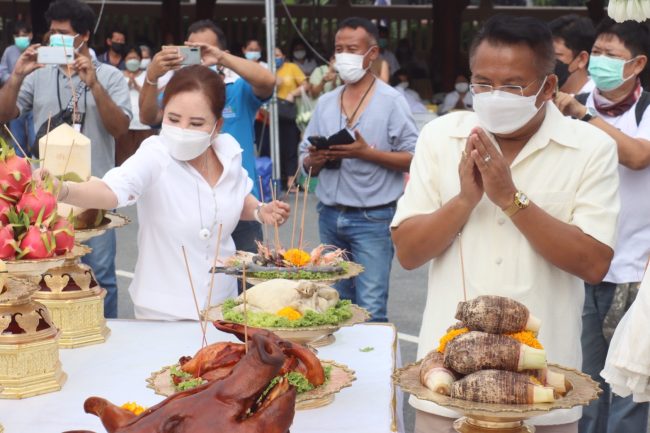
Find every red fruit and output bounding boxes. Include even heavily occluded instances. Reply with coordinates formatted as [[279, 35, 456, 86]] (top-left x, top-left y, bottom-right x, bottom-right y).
[[0, 140, 31, 201], [0, 198, 12, 225], [18, 225, 55, 260], [0, 225, 16, 260], [16, 185, 57, 225], [51, 217, 75, 255]]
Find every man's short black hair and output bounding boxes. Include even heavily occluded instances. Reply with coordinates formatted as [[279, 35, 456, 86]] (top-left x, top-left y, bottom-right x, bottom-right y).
[[469, 15, 555, 76], [13, 21, 31, 35], [107, 27, 126, 40], [549, 14, 595, 57], [45, 0, 96, 36], [337, 17, 379, 44], [187, 19, 227, 51], [595, 18, 650, 58]]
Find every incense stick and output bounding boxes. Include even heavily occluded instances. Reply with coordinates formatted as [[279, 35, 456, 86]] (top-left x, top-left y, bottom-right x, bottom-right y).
[[258, 176, 269, 244], [242, 263, 248, 354], [290, 185, 300, 249], [198, 223, 224, 340], [269, 178, 281, 250], [2, 124, 29, 159], [458, 233, 467, 302], [42, 113, 53, 169], [298, 167, 312, 251], [62, 138, 76, 176], [181, 246, 208, 348], [281, 164, 302, 201]]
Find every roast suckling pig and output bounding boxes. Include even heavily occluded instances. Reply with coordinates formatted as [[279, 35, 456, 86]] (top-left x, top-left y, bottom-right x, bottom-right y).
[[63, 330, 297, 433], [455, 295, 541, 334]]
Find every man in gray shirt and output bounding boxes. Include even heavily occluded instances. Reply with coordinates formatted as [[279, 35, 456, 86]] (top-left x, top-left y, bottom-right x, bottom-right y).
[[299, 17, 418, 322], [0, 0, 131, 318]]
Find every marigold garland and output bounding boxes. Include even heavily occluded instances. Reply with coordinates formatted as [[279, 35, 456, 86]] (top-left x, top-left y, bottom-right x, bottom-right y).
[[121, 401, 146, 416], [283, 248, 311, 266]]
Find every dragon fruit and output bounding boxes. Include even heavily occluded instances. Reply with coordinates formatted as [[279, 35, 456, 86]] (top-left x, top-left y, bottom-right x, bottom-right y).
[[0, 138, 31, 201], [0, 225, 16, 260], [18, 225, 56, 260], [51, 216, 75, 255], [16, 181, 57, 225], [0, 197, 12, 225]]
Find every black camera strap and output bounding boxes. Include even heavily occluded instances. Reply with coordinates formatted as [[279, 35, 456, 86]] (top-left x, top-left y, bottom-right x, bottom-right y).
[[56, 67, 89, 132]]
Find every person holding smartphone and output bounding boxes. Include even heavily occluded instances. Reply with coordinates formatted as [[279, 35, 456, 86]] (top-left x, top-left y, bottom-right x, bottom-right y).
[[299, 17, 418, 323], [0, 0, 132, 319]]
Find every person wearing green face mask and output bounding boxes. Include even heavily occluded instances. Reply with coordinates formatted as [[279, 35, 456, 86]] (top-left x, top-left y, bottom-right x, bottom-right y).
[[554, 18, 650, 433], [0, 21, 34, 157], [115, 45, 156, 166]]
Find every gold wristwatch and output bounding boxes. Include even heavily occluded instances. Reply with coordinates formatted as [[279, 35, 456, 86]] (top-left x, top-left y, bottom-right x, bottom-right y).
[[503, 191, 530, 217]]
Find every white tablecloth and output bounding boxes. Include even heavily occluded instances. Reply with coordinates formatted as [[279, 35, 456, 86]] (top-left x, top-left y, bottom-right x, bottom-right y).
[[0, 320, 399, 433]]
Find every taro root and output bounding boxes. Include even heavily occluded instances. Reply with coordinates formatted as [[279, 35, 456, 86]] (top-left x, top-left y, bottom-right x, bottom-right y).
[[419, 350, 460, 396], [451, 369, 555, 404], [455, 295, 541, 334], [525, 368, 567, 395], [444, 331, 546, 375]]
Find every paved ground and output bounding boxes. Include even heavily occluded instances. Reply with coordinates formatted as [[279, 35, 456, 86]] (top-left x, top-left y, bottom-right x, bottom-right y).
[[113, 193, 426, 433]]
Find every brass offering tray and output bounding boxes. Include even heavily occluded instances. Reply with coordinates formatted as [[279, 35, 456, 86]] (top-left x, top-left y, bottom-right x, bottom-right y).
[[147, 360, 355, 410], [5, 244, 91, 277], [223, 251, 364, 285], [74, 213, 130, 242], [393, 361, 601, 433], [203, 304, 370, 347]]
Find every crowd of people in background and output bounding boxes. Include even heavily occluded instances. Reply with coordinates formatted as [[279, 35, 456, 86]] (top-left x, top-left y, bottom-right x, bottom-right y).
[[1, 3, 650, 432]]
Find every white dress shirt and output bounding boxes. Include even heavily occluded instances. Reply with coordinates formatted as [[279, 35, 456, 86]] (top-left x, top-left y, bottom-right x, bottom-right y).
[[103, 133, 252, 320], [391, 103, 620, 425], [585, 91, 650, 284]]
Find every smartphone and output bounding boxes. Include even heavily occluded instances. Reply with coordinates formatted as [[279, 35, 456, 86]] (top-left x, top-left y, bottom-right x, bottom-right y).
[[307, 135, 329, 150], [327, 128, 355, 146], [37, 46, 74, 65], [178, 46, 201, 65]]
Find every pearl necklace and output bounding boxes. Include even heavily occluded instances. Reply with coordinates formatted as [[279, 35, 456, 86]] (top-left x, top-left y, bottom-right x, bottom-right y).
[[195, 153, 219, 240]]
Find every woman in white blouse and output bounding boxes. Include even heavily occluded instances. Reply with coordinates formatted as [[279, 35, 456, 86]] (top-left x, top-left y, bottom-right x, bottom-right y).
[[51, 65, 290, 320]]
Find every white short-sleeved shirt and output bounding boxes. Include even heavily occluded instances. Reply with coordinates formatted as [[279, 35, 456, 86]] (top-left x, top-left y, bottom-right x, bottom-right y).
[[391, 103, 620, 425], [103, 133, 252, 320], [586, 91, 650, 283]]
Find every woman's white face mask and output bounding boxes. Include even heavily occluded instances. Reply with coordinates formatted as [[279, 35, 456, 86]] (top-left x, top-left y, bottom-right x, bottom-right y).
[[160, 122, 218, 161], [472, 76, 548, 135]]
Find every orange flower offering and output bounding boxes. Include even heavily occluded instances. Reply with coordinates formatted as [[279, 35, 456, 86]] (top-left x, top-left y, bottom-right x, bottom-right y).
[[506, 330, 543, 349], [283, 249, 311, 266], [436, 327, 469, 353], [276, 306, 303, 321], [121, 401, 146, 416]]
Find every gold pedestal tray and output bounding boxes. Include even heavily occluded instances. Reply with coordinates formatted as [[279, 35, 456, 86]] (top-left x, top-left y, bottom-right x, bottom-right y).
[[33, 255, 112, 348], [5, 244, 91, 277], [204, 304, 370, 347], [0, 278, 67, 399], [74, 213, 130, 243], [393, 361, 601, 433], [147, 360, 355, 410]]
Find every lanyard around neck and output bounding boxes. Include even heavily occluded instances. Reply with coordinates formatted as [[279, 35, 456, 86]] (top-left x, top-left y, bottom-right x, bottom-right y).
[[339, 77, 376, 129]]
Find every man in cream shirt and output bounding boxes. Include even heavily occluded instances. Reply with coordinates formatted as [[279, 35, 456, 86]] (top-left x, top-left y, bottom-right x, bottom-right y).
[[391, 16, 620, 433]]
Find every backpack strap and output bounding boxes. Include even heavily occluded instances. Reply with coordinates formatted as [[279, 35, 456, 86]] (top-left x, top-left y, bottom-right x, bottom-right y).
[[635, 91, 650, 125]]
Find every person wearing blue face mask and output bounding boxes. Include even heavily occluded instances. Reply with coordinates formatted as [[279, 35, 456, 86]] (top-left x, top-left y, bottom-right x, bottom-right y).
[[0, 21, 34, 157], [393, 15, 620, 433], [554, 18, 650, 433], [0, 0, 132, 320], [242, 39, 267, 69]]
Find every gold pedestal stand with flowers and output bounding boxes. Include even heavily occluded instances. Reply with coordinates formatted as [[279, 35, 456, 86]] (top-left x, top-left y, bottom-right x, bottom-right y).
[[32, 214, 129, 348], [0, 262, 67, 399]]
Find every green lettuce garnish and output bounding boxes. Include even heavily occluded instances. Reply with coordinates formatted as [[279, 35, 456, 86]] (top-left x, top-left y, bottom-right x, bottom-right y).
[[222, 299, 353, 328]]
